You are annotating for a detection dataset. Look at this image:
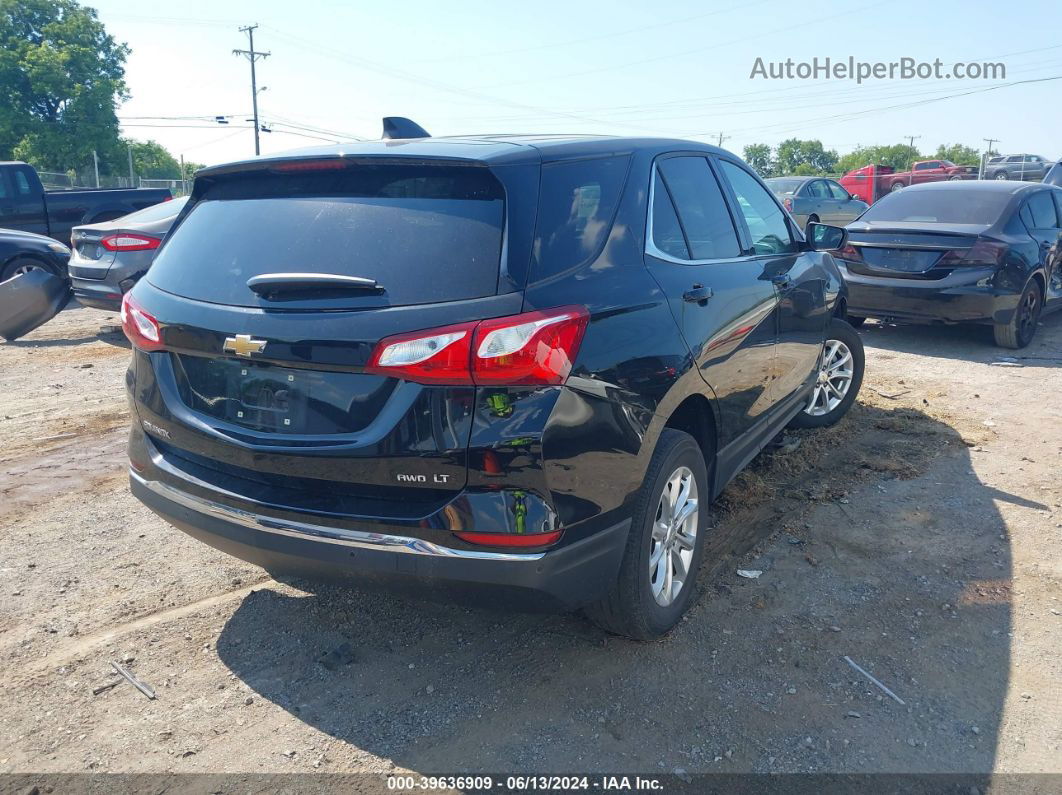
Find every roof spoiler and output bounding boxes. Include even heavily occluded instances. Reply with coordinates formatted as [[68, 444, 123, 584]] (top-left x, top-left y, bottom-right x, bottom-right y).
[[382, 117, 430, 140]]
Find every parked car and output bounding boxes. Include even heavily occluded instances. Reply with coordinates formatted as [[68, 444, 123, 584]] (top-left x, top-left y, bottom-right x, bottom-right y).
[[0, 226, 71, 282], [764, 176, 868, 228], [840, 160, 978, 203], [1045, 160, 1062, 187], [0, 161, 172, 244], [69, 196, 188, 311], [100, 133, 863, 640], [983, 154, 1055, 182], [836, 181, 1062, 348]]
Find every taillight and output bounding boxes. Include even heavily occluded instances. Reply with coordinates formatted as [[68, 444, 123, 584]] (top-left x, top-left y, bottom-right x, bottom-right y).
[[365, 306, 590, 386], [100, 233, 161, 252], [782, 197, 794, 212], [121, 293, 163, 351], [474, 307, 589, 385], [364, 322, 474, 384], [960, 240, 1008, 266], [937, 239, 1008, 268], [454, 530, 563, 548], [836, 244, 863, 263]]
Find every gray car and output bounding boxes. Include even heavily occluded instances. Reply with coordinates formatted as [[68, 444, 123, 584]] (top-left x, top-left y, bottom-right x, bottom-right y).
[[69, 196, 187, 310], [764, 177, 869, 228], [983, 154, 1055, 181]]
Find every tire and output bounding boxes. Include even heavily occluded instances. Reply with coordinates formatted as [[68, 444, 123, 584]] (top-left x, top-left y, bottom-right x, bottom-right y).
[[994, 171, 1009, 181], [584, 429, 709, 640], [949, 175, 963, 181], [890, 181, 905, 192], [846, 314, 867, 328], [993, 278, 1042, 349], [1, 257, 55, 283], [788, 318, 865, 430]]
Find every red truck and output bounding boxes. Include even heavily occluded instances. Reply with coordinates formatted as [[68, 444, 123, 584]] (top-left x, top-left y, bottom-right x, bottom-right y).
[[839, 159, 978, 204]]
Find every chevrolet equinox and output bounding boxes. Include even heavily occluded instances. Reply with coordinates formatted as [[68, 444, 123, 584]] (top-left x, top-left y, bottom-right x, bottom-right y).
[[123, 133, 864, 639]]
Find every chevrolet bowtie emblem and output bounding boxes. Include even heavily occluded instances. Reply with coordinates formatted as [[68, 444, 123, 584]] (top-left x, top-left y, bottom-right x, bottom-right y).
[[223, 334, 267, 357]]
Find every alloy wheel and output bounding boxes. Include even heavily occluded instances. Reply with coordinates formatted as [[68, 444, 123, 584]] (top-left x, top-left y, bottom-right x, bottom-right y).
[[12, 262, 45, 276], [805, 339, 854, 416], [649, 465, 699, 607], [1017, 286, 1040, 344]]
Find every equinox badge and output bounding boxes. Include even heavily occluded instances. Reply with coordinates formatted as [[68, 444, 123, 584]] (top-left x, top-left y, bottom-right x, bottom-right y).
[[223, 334, 267, 357]]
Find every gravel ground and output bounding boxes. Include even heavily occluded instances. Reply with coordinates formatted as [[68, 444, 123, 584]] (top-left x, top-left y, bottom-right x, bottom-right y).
[[0, 302, 1059, 778]]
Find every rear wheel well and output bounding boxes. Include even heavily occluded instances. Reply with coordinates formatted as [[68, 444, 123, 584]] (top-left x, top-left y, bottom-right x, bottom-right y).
[[663, 395, 717, 474], [1031, 271, 1046, 295]]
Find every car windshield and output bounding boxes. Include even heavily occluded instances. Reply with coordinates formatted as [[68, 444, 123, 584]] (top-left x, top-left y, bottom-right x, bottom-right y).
[[859, 189, 1012, 225], [764, 178, 804, 195], [117, 196, 187, 224]]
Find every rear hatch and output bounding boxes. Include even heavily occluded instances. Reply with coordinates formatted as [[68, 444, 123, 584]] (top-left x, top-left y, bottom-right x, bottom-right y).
[[132, 158, 533, 513]]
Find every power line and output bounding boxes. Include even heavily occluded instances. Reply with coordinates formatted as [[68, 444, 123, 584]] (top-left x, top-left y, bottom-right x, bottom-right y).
[[233, 24, 270, 155]]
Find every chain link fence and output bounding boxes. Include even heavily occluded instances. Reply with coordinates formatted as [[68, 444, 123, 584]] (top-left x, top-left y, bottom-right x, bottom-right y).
[[34, 168, 191, 196]]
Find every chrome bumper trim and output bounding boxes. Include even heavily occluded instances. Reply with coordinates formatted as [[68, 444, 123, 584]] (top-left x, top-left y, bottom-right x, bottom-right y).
[[131, 470, 546, 562]]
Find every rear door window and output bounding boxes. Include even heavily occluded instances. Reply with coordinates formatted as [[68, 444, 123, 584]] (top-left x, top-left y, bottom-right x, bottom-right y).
[[147, 163, 506, 308], [532, 155, 629, 280], [656, 156, 741, 260], [806, 180, 829, 199]]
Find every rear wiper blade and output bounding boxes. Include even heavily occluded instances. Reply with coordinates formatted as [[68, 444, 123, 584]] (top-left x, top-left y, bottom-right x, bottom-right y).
[[246, 272, 384, 297]]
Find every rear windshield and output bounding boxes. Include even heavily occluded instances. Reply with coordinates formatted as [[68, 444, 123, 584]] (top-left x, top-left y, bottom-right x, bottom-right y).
[[147, 163, 505, 307], [859, 189, 1012, 225], [118, 196, 187, 224], [764, 178, 804, 195]]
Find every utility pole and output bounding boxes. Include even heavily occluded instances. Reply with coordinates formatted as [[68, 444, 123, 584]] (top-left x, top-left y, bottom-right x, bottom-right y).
[[92, 150, 100, 188], [127, 144, 135, 186], [180, 154, 186, 195], [981, 137, 999, 179], [234, 24, 270, 156], [904, 135, 920, 185], [716, 132, 730, 148]]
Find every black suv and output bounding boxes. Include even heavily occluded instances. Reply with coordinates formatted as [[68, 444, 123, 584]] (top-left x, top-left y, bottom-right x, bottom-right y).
[[123, 134, 864, 638]]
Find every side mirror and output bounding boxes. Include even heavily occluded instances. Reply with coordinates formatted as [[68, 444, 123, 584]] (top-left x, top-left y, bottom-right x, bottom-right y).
[[806, 222, 847, 251]]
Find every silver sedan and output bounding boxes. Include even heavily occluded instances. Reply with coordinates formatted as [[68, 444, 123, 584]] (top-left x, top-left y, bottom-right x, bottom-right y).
[[765, 177, 869, 229]]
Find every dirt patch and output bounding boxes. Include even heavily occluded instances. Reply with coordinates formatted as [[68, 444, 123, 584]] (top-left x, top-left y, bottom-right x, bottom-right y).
[[0, 311, 1058, 776]]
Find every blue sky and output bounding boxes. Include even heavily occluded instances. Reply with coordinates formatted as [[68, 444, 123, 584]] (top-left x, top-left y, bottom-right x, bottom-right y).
[[92, 0, 1062, 168]]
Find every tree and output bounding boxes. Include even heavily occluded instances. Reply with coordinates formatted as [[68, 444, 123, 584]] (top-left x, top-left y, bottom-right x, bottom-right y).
[[774, 139, 838, 176], [933, 143, 980, 166], [835, 144, 922, 174], [125, 139, 180, 179], [743, 143, 775, 177], [0, 0, 129, 171]]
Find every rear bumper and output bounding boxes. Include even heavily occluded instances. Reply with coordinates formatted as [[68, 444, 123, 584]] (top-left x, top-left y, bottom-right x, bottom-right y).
[[130, 470, 630, 611], [70, 275, 123, 310], [839, 263, 1015, 324]]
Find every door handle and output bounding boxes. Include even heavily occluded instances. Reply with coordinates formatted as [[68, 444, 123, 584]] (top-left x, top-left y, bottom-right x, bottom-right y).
[[682, 284, 713, 304]]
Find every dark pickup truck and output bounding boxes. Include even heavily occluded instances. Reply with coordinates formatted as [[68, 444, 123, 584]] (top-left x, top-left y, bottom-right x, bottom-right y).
[[0, 161, 172, 244]]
